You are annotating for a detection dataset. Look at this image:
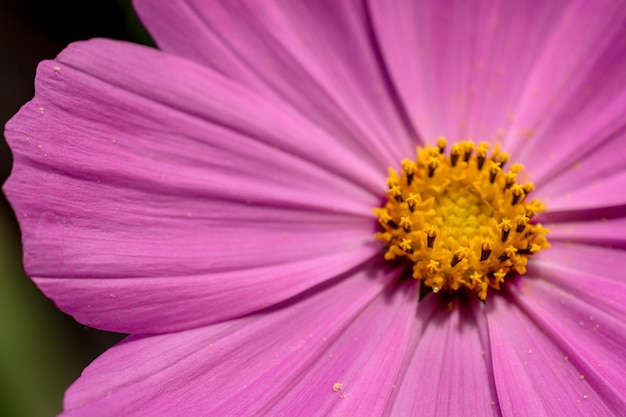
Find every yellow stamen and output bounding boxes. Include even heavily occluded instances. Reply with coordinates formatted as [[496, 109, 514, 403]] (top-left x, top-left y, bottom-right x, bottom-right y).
[[427, 155, 439, 177], [389, 184, 403, 202], [436, 137, 447, 153], [373, 139, 550, 300], [425, 226, 437, 248], [450, 144, 462, 167], [480, 240, 493, 261], [399, 216, 413, 232], [427, 259, 440, 274], [399, 238, 413, 252], [497, 152, 509, 167], [406, 193, 421, 212]]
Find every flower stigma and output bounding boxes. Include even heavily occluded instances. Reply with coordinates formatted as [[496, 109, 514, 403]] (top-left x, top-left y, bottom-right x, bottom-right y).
[[373, 138, 550, 300]]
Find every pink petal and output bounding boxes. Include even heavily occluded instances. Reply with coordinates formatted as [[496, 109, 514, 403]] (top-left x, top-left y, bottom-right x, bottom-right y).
[[4, 38, 385, 333], [530, 248, 626, 324], [540, 170, 626, 214], [60, 265, 418, 417], [33, 248, 377, 334], [505, 2, 626, 180], [533, 242, 624, 282], [547, 217, 626, 249], [487, 293, 618, 416], [388, 296, 500, 417], [508, 278, 626, 414], [134, 0, 417, 166], [530, 125, 626, 203], [370, 0, 569, 143]]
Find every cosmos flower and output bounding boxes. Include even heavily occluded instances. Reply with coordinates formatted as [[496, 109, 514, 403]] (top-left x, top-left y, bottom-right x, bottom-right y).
[[4, 0, 626, 416]]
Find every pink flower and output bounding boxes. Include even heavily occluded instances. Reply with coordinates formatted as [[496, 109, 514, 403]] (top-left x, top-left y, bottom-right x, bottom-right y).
[[4, 1, 626, 416]]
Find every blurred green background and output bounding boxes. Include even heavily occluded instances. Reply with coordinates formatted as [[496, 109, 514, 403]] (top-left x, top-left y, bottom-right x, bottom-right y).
[[1, 1, 152, 416]]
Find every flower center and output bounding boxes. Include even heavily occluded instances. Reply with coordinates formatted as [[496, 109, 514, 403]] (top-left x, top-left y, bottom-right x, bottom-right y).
[[373, 138, 550, 299]]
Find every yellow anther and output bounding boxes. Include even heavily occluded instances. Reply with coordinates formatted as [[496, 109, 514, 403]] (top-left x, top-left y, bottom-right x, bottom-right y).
[[511, 185, 525, 205], [437, 137, 447, 153], [499, 219, 512, 242], [376, 209, 392, 225], [505, 246, 518, 258], [399, 238, 412, 252], [451, 248, 466, 267], [476, 142, 489, 170], [493, 269, 507, 284], [490, 269, 507, 291], [374, 139, 549, 299], [489, 161, 502, 183], [503, 172, 516, 190], [426, 259, 440, 274], [526, 201, 544, 218], [402, 159, 417, 185], [389, 184, 403, 202], [427, 155, 439, 177], [497, 152, 509, 167], [480, 240, 493, 261], [450, 144, 462, 167], [522, 182, 535, 194], [533, 200, 546, 212], [470, 271, 483, 286], [426, 226, 437, 248], [399, 216, 413, 232], [402, 158, 416, 174], [406, 193, 420, 212], [462, 141, 475, 162]]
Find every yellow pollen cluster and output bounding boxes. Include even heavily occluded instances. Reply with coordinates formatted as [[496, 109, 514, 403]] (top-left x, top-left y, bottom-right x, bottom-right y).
[[373, 138, 550, 300]]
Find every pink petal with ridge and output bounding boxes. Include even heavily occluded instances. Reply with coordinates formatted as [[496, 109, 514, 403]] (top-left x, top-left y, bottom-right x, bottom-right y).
[[547, 217, 626, 250], [487, 294, 617, 416], [370, 0, 568, 143], [529, 255, 626, 324], [32, 250, 377, 334], [541, 171, 626, 214], [4, 39, 384, 333], [389, 296, 500, 417], [505, 1, 626, 180], [533, 242, 625, 283], [529, 119, 626, 202], [509, 278, 626, 414], [134, 0, 417, 167], [60, 265, 418, 417]]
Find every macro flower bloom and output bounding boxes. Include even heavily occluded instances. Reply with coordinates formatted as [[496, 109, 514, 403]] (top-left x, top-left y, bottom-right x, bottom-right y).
[[4, 0, 626, 416]]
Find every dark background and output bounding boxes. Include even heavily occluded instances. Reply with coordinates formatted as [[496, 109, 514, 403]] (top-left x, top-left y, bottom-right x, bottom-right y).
[[1, 1, 153, 415]]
